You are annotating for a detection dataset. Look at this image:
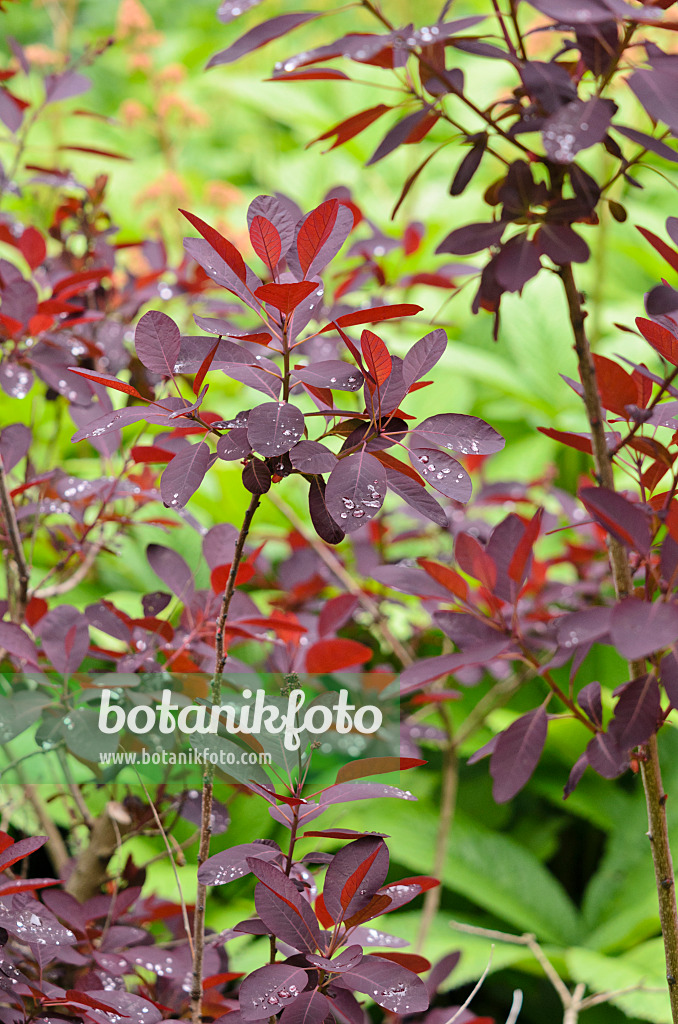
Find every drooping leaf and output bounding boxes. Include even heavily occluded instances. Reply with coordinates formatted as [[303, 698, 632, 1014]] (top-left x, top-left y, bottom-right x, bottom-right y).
[[146, 544, 195, 602], [325, 452, 387, 532], [385, 468, 448, 526], [160, 441, 212, 509], [308, 476, 345, 544], [578, 681, 603, 727], [242, 458, 272, 494], [450, 133, 488, 196], [135, 311, 181, 377], [490, 708, 548, 803]]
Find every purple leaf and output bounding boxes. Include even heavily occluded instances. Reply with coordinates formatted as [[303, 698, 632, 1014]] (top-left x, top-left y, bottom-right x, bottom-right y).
[[536, 223, 590, 265], [409, 448, 472, 502], [307, 946, 364, 973], [436, 221, 504, 256], [564, 753, 589, 798], [578, 681, 603, 727], [174, 335, 251, 373], [77, 991, 161, 1024], [252, 884, 320, 953], [402, 330, 447, 389], [661, 652, 678, 708], [385, 468, 448, 527], [71, 406, 156, 444], [203, 522, 239, 569], [414, 413, 505, 455], [319, 783, 416, 806], [198, 843, 280, 885], [333, 955, 428, 1013], [527, 0, 658, 24], [0, 622, 39, 666], [289, 440, 338, 474], [240, 964, 308, 1020], [609, 674, 661, 748], [609, 598, 678, 660], [0, 360, 34, 401], [542, 98, 616, 164], [279, 991, 331, 1024], [86, 603, 132, 643], [628, 69, 678, 137], [398, 640, 512, 693], [36, 606, 89, 675], [309, 476, 345, 544], [494, 234, 541, 293], [160, 441, 212, 509], [348, 927, 408, 948], [585, 731, 629, 779], [247, 401, 305, 457], [207, 12, 324, 68], [614, 125, 678, 163], [426, 952, 461, 998], [247, 194, 298, 260], [322, 838, 389, 924], [0, 894, 76, 962], [367, 109, 432, 166], [0, 89, 23, 133], [490, 708, 548, 803], [556, 606, 612, 650], [184, 237, 262, 311], [450, 134, 488, 196], [146, 544, 195, 602], [218, 0, 264, 24], [217, 428, 251, 461], [223, 362, 282, 400], [135, 310, 181, 376], [372, 565, 456, 600], [325, 453, 387, 533], [44, 71, 91, 104], [0, 423, 31, 472], [579, 487, 651, 555], [243, 458, 272, 494], [292, 361, 364, 392]]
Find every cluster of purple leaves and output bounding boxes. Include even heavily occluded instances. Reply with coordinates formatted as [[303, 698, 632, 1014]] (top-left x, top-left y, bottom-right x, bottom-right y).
[[209, 0, 678, 333], [69, 193, 504, 543]]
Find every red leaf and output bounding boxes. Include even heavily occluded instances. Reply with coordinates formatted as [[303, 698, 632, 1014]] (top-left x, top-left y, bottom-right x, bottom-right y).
[[0, 832, 14, 856], [180, 208, 247, 284], [0, 835, 47, 872], [335, 757, 427, 785], [131, 445, 175, 464], [361, 329, 392, 388], [455, 533, 497, 589], [591, 354, 639, 417], [129, 617, 174, 643], [306, 637, 373, 673], [508, 508, 543, 585], [53, 267, 110, 297], [637, 225, 678, 276], [193, 340, 219, 396], [210, 562, 255, 594], [311, 104, 392, 151], [320, 303, 423, 333], [416, 558, 468, 601], [17, 227, 46, 270], [297, 199, 339, 277], [315, 892, 333, 928], [636, 316, 678, 366], [57, 144, 130, 160], [67, 367, 144, 399], [537, 427, 595, 454], [255, 281, 317, 315], [370, 952, 431, 973], [250, 216, 282, 272], [0, 878, 60, 896]]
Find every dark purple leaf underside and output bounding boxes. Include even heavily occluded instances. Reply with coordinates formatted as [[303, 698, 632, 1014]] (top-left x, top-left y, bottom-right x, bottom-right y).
[[308, 476, 345, 544], [436, 221, 504, 256], [243, 458, 272, 494], [628, 69, 678, 137], [578, 681, 603, 727], [614, 124, 678, 164], [490, 707, 548, 803], [367, 109, 431, 166], [279, 991, 331, 1024]]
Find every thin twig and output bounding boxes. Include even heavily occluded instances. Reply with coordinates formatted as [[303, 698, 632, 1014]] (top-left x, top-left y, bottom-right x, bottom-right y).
[[505, 990, 523, 1024], [0, 459, 29, 622], [446, 946, 494, 1024]]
